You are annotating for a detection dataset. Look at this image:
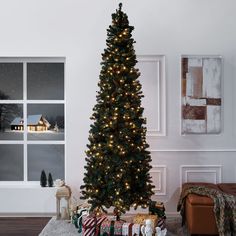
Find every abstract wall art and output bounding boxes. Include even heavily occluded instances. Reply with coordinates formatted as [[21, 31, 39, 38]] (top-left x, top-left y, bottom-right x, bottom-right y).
[[181, 56, 222, 134]]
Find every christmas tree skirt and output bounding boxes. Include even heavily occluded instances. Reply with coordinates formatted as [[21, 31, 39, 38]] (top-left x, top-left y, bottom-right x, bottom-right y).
[[39, 216, 188, 236], [39, 217, 81, 236]]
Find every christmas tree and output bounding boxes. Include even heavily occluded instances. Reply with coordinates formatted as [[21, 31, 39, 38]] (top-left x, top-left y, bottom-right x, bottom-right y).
[[53, 123, 59, 132], [81, 3, 154, 215]]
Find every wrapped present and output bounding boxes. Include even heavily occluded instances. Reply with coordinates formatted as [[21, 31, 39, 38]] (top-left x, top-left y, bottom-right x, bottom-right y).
[[82, 215, 107, 236], [71, 201, 91, 232], [71, 210, 79, 228], [100, 219, 124, 236], [149, 201, 166, 231], [122, 222, 133, 236], [149, 201, 166, 218], [71, 207, 90, 233], [133, 214, 158, 227], [155, 227, 167, 236], [132, 223, 140, 236], [157, 217, 166, 230]]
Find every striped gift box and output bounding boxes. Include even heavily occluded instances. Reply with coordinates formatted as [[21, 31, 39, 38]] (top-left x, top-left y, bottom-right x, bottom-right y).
[[157, 217, 166, 230], [132, 224, 140, 236], [82, 215, 107, 236], [100, 219, 124, 236], [122, 223, 133, 236]]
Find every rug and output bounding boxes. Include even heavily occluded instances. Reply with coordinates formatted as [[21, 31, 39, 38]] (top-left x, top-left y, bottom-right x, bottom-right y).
[[39, 217, 79, 236], [39, 217, 189, 236]]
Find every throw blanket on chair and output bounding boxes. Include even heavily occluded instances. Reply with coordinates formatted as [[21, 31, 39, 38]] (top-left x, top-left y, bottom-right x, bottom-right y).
[[177, 186, 236, 236]]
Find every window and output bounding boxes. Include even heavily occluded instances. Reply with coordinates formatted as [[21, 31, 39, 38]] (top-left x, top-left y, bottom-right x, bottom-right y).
[[0, 58, 65, 183]]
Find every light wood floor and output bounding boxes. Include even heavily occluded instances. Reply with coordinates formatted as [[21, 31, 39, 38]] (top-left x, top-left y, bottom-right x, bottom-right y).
[[0, 217, 50, 236]]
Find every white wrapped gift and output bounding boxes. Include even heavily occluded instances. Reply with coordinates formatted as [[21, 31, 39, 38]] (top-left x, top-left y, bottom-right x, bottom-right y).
[[132, 223, 140, 236]]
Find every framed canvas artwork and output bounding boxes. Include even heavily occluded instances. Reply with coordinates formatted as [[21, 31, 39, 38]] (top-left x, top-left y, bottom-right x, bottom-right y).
[[181, 56, 222, 134]]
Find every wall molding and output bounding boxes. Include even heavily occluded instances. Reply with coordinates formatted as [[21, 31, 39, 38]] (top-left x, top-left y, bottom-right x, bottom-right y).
[[0, 213, 55, 217], [149, 149, 236, 152], [185, 170, 218, 183], [150, 165, 167, 195], [165, 212, 181, 218], [137, 55, 166, 136], [180, 165, 222, 189]]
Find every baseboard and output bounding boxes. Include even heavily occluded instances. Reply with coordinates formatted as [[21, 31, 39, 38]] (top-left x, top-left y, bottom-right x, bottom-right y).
[[0, 212, 56, 217], [166, 212, 181, 218]]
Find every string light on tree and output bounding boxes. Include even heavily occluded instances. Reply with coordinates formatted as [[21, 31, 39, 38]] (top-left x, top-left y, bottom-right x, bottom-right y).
[[80, 3, 154, 216]]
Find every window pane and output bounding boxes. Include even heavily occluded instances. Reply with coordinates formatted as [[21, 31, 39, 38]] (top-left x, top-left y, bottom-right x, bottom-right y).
[[0, 144, 23, 181], [0, 104, 23, 140], [0, 63, 23, 100], [27, 104, 64, 140], [28, 144, 64, 181], [27, 63, 64, 100]]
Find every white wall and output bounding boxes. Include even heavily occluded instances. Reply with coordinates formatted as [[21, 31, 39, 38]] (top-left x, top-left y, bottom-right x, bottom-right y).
[[0, 0, 236, 216]]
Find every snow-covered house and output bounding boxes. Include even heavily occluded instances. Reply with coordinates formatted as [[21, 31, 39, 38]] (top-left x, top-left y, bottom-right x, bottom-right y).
[[11, 115, 51, 131]]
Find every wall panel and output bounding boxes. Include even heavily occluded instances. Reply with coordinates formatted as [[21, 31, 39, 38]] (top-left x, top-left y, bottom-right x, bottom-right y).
[[0, 0, 235, 215]]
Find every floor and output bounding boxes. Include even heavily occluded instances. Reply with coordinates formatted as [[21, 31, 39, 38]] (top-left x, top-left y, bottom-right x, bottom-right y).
[[0, 217, 219, 236], [0, 217, 50, 236]]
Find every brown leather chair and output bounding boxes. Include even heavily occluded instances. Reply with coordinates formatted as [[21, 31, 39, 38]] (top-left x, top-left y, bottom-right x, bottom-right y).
[[183, 182, 219, 235], [183, 182, 236, 235], [217, 183, 236, 196]]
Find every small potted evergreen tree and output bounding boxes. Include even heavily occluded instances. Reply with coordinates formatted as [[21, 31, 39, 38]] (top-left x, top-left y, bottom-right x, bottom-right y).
[[48, 173, 53, 187], [40, 170, 47, 187]]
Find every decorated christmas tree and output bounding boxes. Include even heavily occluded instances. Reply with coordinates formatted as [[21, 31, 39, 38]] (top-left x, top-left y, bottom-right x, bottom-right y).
[[80, 3, 154, 215]]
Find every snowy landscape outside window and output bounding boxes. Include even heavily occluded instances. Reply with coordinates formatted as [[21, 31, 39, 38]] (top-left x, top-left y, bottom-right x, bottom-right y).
[[0, 58, 65, 183]]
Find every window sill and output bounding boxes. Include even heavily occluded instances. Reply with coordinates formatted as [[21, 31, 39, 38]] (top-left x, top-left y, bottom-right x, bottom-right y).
[[0, 182, 58, 189]]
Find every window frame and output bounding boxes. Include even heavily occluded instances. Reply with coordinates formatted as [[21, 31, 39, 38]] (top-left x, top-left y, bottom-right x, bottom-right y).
[[0, 57, 66, 186]]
